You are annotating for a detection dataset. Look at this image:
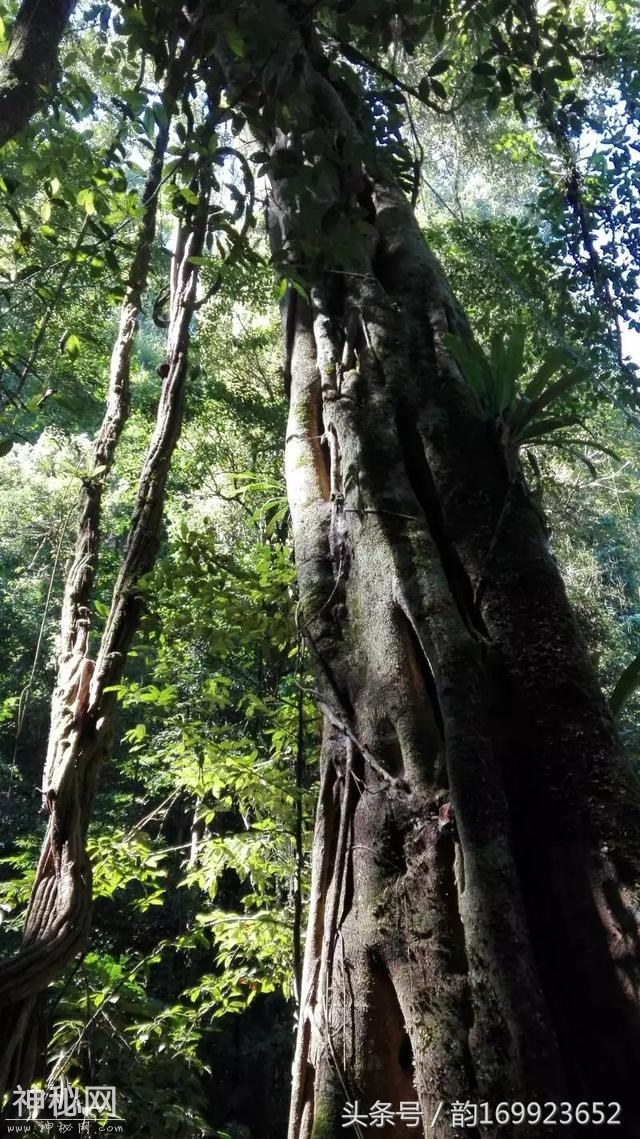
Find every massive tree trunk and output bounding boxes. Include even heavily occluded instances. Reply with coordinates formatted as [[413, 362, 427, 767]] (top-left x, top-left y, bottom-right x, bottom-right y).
[[217, 13, 640, 1138], [0, 0, 76, 146]]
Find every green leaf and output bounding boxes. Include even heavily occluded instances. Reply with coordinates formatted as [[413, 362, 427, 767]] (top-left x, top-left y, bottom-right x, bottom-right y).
[[226, 28, 246, 57], [473, 61, 496, 76], [429, 59, 451, 76], [290, 279, 309, 300], [433, 11, 446, 43], [140, 105, 154, 141], [497, 67, 513, 94], [180, 186, 199, 205], [65, 333, 81, 358], [504, 325, 525, 380], [77, 188, 96, 215], [524, 347, 572, 402], [525, 370, 586, 421], [562, 447, 598, 477], [516, 414, 580, 443], [153, 101, 169, 129], [488, 325, 525, 414], [0, 439, 13, 457], [444, 333, 494, 404], [499, 324, 525, 409], [610, 654, 640, 719]]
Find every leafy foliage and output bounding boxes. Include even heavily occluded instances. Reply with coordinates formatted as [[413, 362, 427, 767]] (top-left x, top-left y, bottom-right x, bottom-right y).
[[445, 323, 587, 445]]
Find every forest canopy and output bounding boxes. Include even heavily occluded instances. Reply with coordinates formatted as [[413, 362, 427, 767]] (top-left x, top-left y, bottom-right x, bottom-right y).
[[0, 0, 639, 1136]]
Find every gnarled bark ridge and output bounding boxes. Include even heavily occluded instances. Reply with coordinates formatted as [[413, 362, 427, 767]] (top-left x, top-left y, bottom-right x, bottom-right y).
[[217, 12, 640, 1138]]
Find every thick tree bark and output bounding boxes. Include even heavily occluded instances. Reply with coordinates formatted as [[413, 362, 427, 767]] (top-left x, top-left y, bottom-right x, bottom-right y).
[[0, 0, 76, 146], [0, 134, 210, 1099], [217, 14, 640, 1138]]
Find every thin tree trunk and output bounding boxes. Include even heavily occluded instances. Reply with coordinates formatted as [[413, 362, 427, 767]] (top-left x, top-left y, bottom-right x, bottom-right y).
[[0, 0, 75, 146], [217, 16, 640, 1138], [0, 132, 210, 1100]]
